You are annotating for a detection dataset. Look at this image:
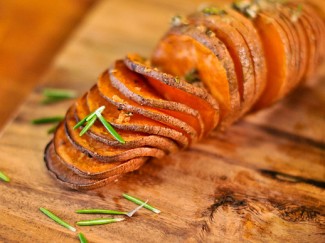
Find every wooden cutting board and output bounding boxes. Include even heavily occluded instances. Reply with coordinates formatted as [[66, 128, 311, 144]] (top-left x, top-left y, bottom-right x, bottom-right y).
[[0, 0, 324, 242]]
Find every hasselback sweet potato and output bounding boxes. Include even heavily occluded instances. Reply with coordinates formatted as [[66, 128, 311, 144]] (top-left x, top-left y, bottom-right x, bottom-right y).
[[44, 0, 325, 190]]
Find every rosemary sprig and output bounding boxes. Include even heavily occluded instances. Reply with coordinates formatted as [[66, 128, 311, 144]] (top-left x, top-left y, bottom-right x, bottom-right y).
[[74, 106, 125, 143], [123, 193, 161, 214], [31, 116, 64, 125], [42, 88, 77, 104], [76, 218, 125, 226], [126, 199, 148, 217], [76, 209, 128, 215], [78, 233, 88, 243], [0, 171, 10, 182], [39, 207, 76, 232]]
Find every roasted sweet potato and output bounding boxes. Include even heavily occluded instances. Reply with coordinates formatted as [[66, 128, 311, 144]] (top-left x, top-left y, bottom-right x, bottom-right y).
[[125, 53, 219, 135], [44, 1, 325, 190], [188, 10, 256, 117], [151, 24, 240, 127]]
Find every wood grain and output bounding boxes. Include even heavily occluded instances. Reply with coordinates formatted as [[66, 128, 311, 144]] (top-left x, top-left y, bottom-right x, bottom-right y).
[[0, 0, 324, 242], [0, 0, 96, 129]]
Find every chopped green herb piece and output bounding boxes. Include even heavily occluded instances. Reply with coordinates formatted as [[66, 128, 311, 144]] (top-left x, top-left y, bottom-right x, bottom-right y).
[[123, 193, 161, 214], [39, 207, 76, 232], [47, 124, 58, 134], [79, 115, 97, 136], [0, 171, 10, 182], [291, 4, 303, 22], [185, 69, 201, 84], [76, 218, 125, 226], [202, 6, 226, 15], [32, 116, 64, 125], [96, 112, 125, 144], [76, 209, 128, 215], [78, 233, 88, 243], [42, 88, 76, 104], [126, 199, 148, 217]]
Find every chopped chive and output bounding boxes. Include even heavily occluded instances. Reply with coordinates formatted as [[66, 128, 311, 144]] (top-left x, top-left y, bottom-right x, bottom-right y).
[[0, 171, 10, 182], [39, 207, 76, 232], [76, 218, 125, 226], [76, 209, 128, 215], [47, 124, 58, 134], [96, 112, 125, 144], [79, 115, 97, 136], [78, 233, 88, 243], [123, 193, 161, 214], [32, 116, 64, 125]]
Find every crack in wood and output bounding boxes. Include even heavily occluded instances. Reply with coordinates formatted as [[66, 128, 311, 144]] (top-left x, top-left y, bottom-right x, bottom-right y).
[[260, 170, 325, 189]]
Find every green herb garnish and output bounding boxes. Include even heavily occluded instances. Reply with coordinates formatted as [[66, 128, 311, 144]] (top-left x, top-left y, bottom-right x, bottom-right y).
[[202, 6, 226, 15], [185, 69, 201, 84], [79, 115, 97, 136], [31, 116, 64, 125], [78, 233, 88, 243], [123, 193, 161, 214], [76, 218, 125, 226], [0, 171, 10, 182], [42, 88, 77, 104], [76, 209, 128, 215], [39, 207, 76, 232], [74, 106, 125, 144], [291, 4, 303, 22], [47, 124, 58, 134]]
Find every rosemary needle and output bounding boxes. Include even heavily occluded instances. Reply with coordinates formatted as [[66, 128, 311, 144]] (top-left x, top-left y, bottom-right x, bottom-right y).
[[79, 115, 97, 136], [39, 208, 76, 232], [76, 209, 128, 215], [76, 217, 125, 226], [96, 111, 125, 144], [42, 88, 77, 104], [73, 106, 104, 130], [32, 116, 64, 124], [0, 171, 10, 182], [123, 194, 161, 214], [78, 233, 88, 243]]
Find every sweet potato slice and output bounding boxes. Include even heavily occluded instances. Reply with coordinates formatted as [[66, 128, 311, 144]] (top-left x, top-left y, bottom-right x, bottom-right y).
[[225, 8, 267, 105], [55, 121, 158, 179], [76, 92, 189, 149], [252, 11, 292, 109], [278, 5, 308, 90], [45, 142, 121, 190], [151, 24, 240, 127], [97, 70, 198, 143], [125, 54, 219, 134], [187, 11, 255, 116], [109, 60, 204, 139], [260, 9, 297, 97]]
